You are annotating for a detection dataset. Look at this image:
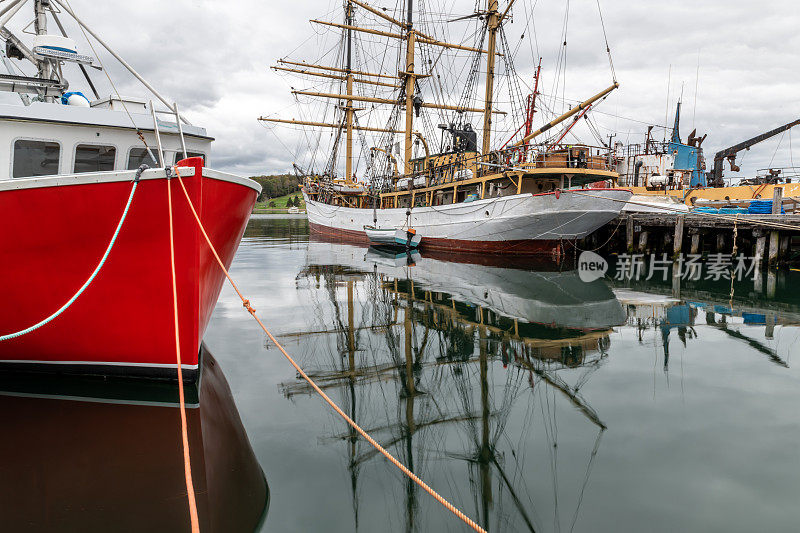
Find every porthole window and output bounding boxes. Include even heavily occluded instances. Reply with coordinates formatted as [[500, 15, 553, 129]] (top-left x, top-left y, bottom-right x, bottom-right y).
[[74, 144, 116, 173], [13, 139, 60, 178]]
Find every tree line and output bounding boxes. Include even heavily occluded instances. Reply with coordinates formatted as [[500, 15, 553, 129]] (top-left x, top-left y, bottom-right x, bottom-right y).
[[249, 174, 300, 202]]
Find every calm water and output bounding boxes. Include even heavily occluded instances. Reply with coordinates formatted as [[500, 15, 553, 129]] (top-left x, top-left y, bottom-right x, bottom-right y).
[[199, 215, 800, 533], [9, 215, 797, 532]]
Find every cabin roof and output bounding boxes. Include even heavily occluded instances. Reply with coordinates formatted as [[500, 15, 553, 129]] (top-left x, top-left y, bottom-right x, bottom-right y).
[[0, 102, 213, 141]]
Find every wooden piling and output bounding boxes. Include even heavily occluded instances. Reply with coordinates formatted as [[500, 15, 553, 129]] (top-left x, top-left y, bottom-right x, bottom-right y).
[[765, 314, 776, 339], [767, 269, 777, 299], [673, 215, 685, 258], [626, 214, 634, 253], [779, 234, 790, 257], [772, 186, 784, 214], [768, 230, 780, 264], [716, 233, 726, 252], [754, 232, 767, 265], [638, 230, 649, 253], [690, 231, 700, 254]]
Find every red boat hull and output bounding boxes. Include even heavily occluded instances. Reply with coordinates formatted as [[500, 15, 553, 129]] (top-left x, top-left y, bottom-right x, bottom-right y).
[[0, 159, 258, 379], [309, 221, 565, 260]]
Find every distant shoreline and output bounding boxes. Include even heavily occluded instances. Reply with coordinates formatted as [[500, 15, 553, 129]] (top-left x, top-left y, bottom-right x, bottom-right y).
[[252, 208, 307, 215]]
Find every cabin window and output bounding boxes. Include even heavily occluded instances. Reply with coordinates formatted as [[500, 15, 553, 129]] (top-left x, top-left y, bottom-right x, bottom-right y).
[[12, 139, 60, 178], [74, 144, 116, 173], [175, 151, 205, 165], [126, 147, 162, 169]]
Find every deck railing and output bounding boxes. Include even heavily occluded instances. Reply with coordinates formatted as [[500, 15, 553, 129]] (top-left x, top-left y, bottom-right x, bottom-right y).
[[377, 144, 616, 193]]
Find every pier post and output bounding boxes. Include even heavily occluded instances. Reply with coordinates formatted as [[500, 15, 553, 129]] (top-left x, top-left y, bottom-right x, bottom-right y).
[[753, 231, 766, 293], [768, 231, 780, 265], [689, 230, 701, 255], [765, 314, 776, 339], [671, 260, 682, 299], [638, 230, 649, 253], [626, 215, 634, 253], [716, 233, 725, 252], [767, 269, 777, 299], [754, 232, 767, 265], [772, 186, 783, 214], [778, 235, 792, 258], [673, 215, 685, 259]]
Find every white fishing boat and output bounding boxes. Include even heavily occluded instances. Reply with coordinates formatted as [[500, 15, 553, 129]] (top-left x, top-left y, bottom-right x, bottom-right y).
[[364, 226, 422, 248], [622, 194, 690, 214]]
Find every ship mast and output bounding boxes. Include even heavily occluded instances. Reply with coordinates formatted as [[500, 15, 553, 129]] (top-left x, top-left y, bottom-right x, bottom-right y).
[[481, 0, 500, 154], [345, 2, 355, 181], [402, 0, 416, 175]]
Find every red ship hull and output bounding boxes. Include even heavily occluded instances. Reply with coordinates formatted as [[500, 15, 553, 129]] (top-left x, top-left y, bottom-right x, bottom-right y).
[[309, 221, 565, 260], [0, 159, 258, 379]]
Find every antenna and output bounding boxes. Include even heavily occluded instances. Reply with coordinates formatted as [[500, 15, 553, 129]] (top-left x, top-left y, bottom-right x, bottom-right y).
[[663, 64, 671, 143], [692, 51, 700, 131]]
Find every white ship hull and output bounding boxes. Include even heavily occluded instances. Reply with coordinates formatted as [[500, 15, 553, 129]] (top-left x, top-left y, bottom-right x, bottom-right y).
[[304, 188, 631, 254]]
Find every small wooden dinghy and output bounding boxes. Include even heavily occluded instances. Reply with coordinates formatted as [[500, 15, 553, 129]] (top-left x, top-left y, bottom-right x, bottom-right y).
[[364, 226, 422, 248]]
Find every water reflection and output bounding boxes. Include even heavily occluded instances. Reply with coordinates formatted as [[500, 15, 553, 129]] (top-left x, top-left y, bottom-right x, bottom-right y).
[[616, 289, 794, 371], [282, 240, 630, 531], [0, 349, 268, 532], [220, 217, 800, 532]]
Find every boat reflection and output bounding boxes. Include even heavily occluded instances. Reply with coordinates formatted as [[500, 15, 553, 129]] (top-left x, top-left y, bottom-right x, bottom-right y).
[[0, 347, 269, 532], [283, 240, 625, 531], [615, 288, 797, 371]]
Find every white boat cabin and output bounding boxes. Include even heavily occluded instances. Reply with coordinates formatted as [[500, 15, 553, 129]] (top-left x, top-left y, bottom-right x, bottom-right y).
[[1, 96, 212, 180]]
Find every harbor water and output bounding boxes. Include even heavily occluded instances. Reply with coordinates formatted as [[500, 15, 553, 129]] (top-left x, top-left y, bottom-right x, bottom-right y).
[[6, 214, 799, 532], [206, 215, 800, 532]]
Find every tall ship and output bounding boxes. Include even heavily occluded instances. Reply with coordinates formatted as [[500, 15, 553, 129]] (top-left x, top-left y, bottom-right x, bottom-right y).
[[262, 0, 632, 256], [0, 1, 260, 379]]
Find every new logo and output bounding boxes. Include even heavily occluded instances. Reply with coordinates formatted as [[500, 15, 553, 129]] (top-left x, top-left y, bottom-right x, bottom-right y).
[[578, 251, 608, 282]]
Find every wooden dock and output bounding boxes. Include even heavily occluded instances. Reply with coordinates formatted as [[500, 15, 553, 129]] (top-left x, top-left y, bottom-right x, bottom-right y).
[[584, 212, 800, 265]]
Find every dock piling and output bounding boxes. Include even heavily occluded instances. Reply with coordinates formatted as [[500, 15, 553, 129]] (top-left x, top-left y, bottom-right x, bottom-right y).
[[626, 215, 634, 253], [690, 230, 700, 255], [768, 231, 780, 264], [754, 231, 767, 265], [772, 186, 784, 215], [673, 215, 685, 258], [638, 230, 649, 253]]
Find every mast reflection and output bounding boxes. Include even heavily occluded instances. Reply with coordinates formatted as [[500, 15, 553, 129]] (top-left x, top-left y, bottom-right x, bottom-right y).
[[282, 240, 625, 531]]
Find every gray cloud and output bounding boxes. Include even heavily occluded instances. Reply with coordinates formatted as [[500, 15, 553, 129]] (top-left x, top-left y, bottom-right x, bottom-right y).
[[5, 1, 798, 178]]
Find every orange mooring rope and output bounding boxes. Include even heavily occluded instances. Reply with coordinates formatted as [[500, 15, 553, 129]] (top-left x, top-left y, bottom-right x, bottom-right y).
[[167, 173, 201, 533], [172, 167, 486, 533]]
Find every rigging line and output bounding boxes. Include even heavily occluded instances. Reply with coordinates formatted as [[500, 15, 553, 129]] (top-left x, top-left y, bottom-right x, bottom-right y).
[[767, 130, 787, 169], [166, 173, 200, 533], [61, 0, 154, 158], [594, 0, 616, 82], [567, 430, 604, 533]]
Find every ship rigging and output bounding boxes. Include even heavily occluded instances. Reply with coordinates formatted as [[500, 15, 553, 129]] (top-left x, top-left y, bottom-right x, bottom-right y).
[[261, 0, 632, 256]]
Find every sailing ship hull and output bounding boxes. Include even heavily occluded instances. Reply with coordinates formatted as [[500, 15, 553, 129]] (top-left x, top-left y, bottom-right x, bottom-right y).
[[305, 188, 631, 255], [0, 160, 259, 380]]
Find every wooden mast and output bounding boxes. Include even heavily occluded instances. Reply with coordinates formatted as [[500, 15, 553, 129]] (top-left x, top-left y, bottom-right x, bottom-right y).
[[513, 82, 619, 147], [403, 0, 416, 175], [345, 2, 355, 182], [481, 0, 500, 155]]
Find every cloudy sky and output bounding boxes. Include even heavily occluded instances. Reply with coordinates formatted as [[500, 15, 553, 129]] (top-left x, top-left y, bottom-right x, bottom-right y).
[[5, 0, 799, 180]]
